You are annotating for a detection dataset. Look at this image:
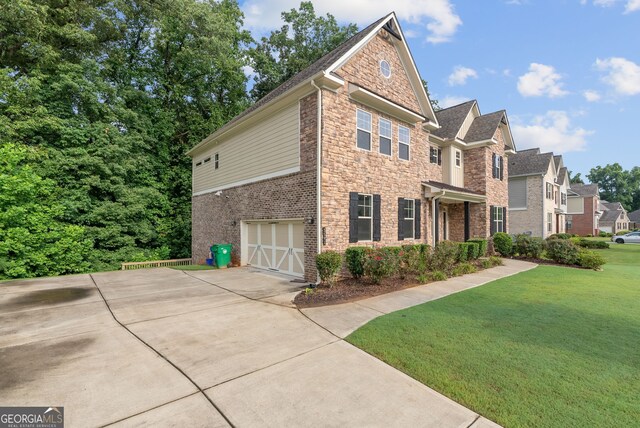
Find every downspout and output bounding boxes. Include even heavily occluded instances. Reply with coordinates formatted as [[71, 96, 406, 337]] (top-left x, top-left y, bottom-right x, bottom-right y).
[[311, 80, 322, 281]]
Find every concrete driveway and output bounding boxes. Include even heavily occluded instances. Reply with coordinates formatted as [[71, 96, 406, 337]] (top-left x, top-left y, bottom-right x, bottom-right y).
[[0, 266, 503, 427]]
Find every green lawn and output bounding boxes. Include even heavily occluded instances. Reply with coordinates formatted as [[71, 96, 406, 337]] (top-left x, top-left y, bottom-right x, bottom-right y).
[[347, 243, 640, 427]]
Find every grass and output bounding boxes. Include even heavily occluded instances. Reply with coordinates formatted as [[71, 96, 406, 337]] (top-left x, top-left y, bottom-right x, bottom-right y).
[[169, 264, 217, 271], [347, 243, 640, 427]]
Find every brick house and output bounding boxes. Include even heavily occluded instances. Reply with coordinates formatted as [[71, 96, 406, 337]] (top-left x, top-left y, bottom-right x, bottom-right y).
[[598, 201, 630, 234], [187, 13, 516, 281], [508, 149, 570, 238], [629, 209, 640, 230], [566, 183, 602, 236]]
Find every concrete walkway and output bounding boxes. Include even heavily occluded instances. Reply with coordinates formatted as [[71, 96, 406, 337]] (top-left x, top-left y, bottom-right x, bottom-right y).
[[0, 259, 535, 427], [304, 258, 537, 338]]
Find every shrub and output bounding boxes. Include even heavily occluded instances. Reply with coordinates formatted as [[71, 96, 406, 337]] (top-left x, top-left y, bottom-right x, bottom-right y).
[[457, 243, 469, 262], [578, 249, 606, 270], [545, 239, 580, 265], [575, 239, 609, 249], [615, 230, 630, 236], [345, 247, 368, 279], [397, 245, 422, 279], [492, 232, 513, 256], [453, 262, 477, 276], [489, 256, 503, 266], [467, 239, 488, 257], [429, 241, 459, 274], [548, 233, 571, 240], [514, 234, 545, 258], [586, 234, 593, 237], [429, 270, 448, 281], [315, 251, 342, 287], [481, 259, 492, 269], [417, 273, 429, 284], [363, 248, 395, 284], [457, 242, 480, 262], [598, 231, 612, 238]]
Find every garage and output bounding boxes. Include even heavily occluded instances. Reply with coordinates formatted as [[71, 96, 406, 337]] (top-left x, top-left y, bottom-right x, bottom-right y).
[[245, 220, 305, 277]]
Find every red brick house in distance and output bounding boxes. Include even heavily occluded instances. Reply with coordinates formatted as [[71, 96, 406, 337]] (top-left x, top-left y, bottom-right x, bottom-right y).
[[188, 13, 516, 282]]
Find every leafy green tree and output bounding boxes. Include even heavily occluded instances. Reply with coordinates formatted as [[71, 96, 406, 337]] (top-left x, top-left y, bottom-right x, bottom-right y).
[[249, 1, 358, 100], [568, 171, 585, 184], [422, 79, 440, 111], [0, 143, 92, 279], [587, 163, 640, 211]]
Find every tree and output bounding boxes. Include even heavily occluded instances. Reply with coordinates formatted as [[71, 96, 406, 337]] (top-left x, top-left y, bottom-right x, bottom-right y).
[[587, 163, 640, 211], [568, 171, 585, 184], [249, 2, 358, 100], [0, 144, 92, 279], [422, 79, 440, 111]]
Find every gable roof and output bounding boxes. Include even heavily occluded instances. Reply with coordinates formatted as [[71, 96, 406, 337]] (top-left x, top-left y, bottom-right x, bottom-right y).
[[553, 155, 563, 171], [628, 209, 640, 222], [600, 209, 623, 222], [432, 100, 476, 139], [557, 167, 568, 185], [465, 110, 506, 142], [602, 201, 625, 211], [188, 13, 440, 156], [569, 183, 599, 197], [508, 149, 554, 177]]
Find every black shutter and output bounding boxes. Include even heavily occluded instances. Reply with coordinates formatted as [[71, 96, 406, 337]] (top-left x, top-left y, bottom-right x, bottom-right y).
[[492, 153, 496, 178], [437, 149, 442, 166], [503, 207, 507, 233], [490, 205, 496, 236], [499, 156, 504, 181], [373, 194, 381, 241], [349, 192, 359, 243], [398, 198, 405, 240], [414, 199, 422, 239]]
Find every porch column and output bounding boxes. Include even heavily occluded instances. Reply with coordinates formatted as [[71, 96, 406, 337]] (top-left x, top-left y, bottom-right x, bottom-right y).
[[464, 201, 470, 242], [434, 199, 440, 244]]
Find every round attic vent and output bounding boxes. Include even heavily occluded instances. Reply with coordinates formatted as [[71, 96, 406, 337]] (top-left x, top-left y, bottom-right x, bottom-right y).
[[380, 60, 391, 78]]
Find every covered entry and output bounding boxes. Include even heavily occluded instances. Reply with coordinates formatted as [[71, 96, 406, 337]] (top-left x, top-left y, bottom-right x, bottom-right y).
[[244, 220, 305, 277]]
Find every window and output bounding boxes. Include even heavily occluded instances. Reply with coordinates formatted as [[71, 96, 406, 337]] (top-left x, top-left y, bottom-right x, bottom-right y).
[[566, 215, 573, 230], [398, 125, 410, 160], [546, 183, 553, 199], [214, 153, 219, 170], [357, 194, 373, 241], [455, 150, 462, 168], [195, 161, 202, 167], [508, 177, 527, 209], [356, 109, 371, 150], [547, 212, 553, 232], [203, 156, 211, 163], [492, 154, 503, 180], [561, 192, 567, 205], [403, 199, 415, 239], [493, 206, 504, 233], [379, 118, 392, 156], [380, 60, 391, 78], [430, 147, 442, 165]]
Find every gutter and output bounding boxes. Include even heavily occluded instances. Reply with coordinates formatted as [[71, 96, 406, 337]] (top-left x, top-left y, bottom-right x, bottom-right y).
[[311, 79, 322, 281]]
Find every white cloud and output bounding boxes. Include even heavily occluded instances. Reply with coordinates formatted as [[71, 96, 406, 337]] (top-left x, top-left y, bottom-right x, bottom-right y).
[[512, 111, 593, 153], [241, 0, 462, 44], [517, 63, 568, 98], [439, 95, 471, 108], [587, 0, 640, 12], [626, 0, 640, 12], [583, 90, 601, 101], [503, 68, 512, 77], [595, 57, 640, 95], [447, 66, 478, 86]]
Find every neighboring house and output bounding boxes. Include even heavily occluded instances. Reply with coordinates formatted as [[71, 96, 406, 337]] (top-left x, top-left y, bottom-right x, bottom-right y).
[[508, 149, 569, 238], [599, 201, 630, 234], [566, 183, 601, 236], [629, 209, 640, 230], [187, 13, 515, 281]]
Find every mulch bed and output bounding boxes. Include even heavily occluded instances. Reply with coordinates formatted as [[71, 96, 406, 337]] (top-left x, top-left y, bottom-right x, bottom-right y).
[[508, 256, 588, 269]]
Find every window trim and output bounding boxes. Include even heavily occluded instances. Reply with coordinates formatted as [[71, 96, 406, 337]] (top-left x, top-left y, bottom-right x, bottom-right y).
[[455, 149, 462, 168], [493, 206, 504, 233], [403, 198, 415, 240], [214, 153, 219, 170], [357, 193, 373, 242], [430, 147, 442, 165], [398, 125, 410, 161], [547, 212, 553, 232], [378, 117, 392, 157], [546, 183, 553, 200], [356, 109, 372, 151], [380, 59, 392, 79], [494, 154, 501, 179]]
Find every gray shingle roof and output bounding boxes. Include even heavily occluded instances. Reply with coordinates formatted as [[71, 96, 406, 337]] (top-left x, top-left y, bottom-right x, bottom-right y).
[[508, 150, 553, 177], [432, 100, 476, 139], [557, 167, 568, 185], [465, 110, 505, 142], [192, 15, 389, 150], [423, 180, 485, 196], [553, 155, 562, 170], [600, 209, 622, 222], [628, 209, 640, 222], [602, 201, 623, 211], [569, 183, 599, 196]]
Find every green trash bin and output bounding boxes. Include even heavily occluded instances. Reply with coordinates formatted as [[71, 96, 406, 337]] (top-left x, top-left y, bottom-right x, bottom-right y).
[[210, 244, 232, 268]]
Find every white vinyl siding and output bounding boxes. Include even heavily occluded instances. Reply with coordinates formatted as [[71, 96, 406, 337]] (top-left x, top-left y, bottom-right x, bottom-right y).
[[193, 103, 299, 194], [509, 178, 527, 209]]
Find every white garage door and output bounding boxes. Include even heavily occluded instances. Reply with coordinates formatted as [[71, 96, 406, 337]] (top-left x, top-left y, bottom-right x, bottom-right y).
[[246, 221, 304, 277]]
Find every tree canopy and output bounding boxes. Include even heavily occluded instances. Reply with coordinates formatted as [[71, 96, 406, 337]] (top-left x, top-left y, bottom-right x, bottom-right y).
[[587, 164, 640, 211]]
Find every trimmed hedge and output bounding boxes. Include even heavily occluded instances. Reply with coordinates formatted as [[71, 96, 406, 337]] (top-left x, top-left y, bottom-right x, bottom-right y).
[[457, 242, 480, 262], [514, 234, 545, 258], [578, 249, 606, 270], [492, 232, 513, 256], [548, 233, 572, 240], [315, 251, 342, 286], [546, 239, 580, 265], [574, 238, 609, 249], [345, 247, 368, 279], [467, 239, 488, 257]]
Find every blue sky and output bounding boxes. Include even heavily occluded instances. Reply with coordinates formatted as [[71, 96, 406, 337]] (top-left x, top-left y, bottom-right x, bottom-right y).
[[239, 0, 640, 178]]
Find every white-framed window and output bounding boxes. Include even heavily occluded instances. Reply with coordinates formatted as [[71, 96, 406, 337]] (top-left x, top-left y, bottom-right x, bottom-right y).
[[357, 194, 373, 241], [398, 125, 410, 161], [430, 147, 441, 165], [195, 161, 202, 167], [214, 153, 219, 170], [203, 156, 211, 164], [379, 118, 392, 156], [494, 207, 504, 233], [566, 215, 573, 230], [547, 212, 553, 232], [561, 192, 567, 205], [546, 183, 553, 199], [403, 198, 415, 239], [455, 150, 462, 168], [356, 109, 372, 150], [494, 154, 501, 178], [380, 60, 391, 78]]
